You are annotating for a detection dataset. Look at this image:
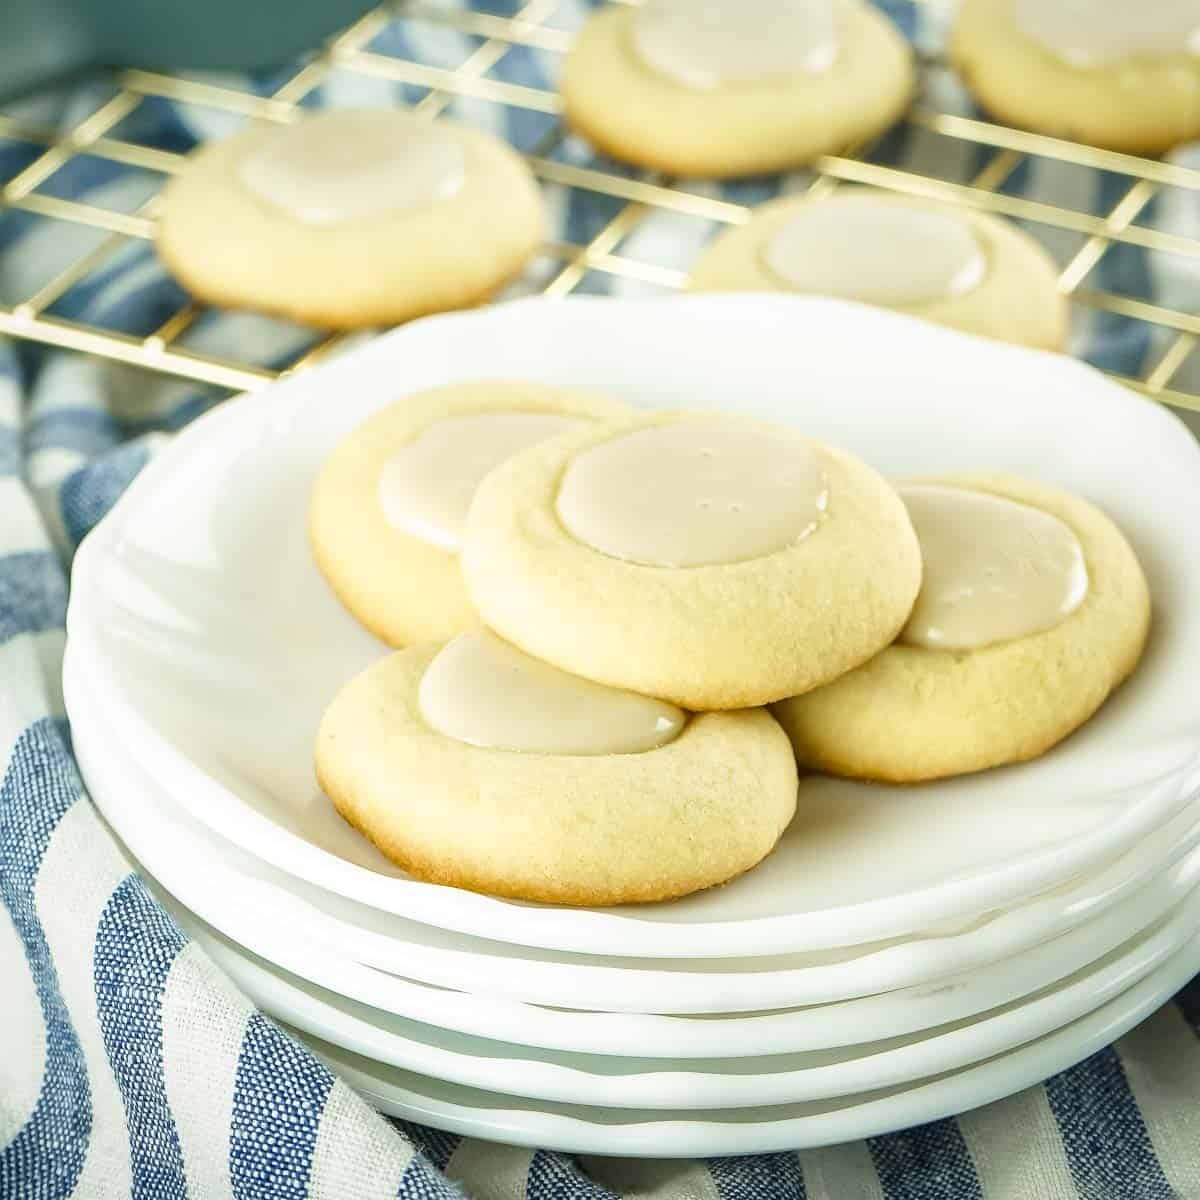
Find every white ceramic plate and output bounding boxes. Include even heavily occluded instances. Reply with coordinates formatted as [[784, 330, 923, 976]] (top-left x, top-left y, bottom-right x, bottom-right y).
[[297, 934, 1200, 1157], [68, 649, 1200, 1038], [67, 295, 1200, 959], [175, 878, 1200, 1112]]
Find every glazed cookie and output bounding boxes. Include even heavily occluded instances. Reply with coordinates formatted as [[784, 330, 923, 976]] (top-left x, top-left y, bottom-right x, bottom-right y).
[[460, 410, 922, 710], [309, 380, 628, 646], [316, 631, 798, 905], [157, 108, 543, 328], [690, 189, 1068, 352], [560, 0, 914, 178], [773, 474, 1151, 783], [950, 0, 1200, 155]]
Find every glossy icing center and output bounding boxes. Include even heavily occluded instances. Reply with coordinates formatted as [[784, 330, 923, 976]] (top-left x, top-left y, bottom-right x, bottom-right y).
[[763, 197, 987, 306], [900, 484, 1089, 651], [379, 411, 585, 552], [632, 0, 838, 89], [556, 421, 828, 568], [419, 629, 687, 755], [238, 110, 466, 226], [1014, 0, 1200, 67]]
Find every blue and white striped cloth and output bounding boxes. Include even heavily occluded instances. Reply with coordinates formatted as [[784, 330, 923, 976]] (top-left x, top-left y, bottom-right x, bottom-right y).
[[4, 2, 1200, 1197]]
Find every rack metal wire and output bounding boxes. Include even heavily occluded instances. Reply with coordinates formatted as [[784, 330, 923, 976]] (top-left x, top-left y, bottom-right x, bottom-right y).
[[1, 0, 1199, 411]]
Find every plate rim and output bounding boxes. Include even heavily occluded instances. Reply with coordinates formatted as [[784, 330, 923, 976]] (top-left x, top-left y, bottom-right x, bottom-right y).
[[297, 931, 1200, 1156], [295, 935, 1200, 1157], [182, 878, 1200, 1112]]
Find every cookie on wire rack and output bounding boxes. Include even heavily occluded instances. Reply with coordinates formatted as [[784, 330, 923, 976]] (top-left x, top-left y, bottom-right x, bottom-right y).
[[951, 0, 1200, 155], [690, 188, 1069, 352], [158, 108, 543, 329], [561, 0, 914, 178]]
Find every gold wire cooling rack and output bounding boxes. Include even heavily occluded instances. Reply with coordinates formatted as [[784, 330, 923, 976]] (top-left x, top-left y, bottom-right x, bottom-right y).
[[1, 0, 1200, 411]]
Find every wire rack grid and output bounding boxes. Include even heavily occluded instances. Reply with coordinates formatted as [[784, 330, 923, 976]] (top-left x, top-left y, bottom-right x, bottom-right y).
[[1, 0, 1200, 412]]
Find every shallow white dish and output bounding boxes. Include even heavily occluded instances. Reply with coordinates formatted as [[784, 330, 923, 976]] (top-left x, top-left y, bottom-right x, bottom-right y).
[[69, 650, 1200, 1040], [67, 295, 1200, 959], [175, 880, 1200, 1112]]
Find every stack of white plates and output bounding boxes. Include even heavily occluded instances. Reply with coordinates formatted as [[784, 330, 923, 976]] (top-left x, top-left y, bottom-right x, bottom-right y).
[[64, 296, 1200, 1156]]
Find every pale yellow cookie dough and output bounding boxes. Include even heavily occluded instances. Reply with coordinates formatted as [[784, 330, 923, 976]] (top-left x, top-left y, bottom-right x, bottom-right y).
[[560, 0, 914, 178], [460, 410, 922, 711], [689, 189, 1069, 352], [773, 473, 1151, 783], [157, 109, 543, 329], [950, 0, 1200, 155], [309, 380, 628, 647], [315, 644, 799, 905]]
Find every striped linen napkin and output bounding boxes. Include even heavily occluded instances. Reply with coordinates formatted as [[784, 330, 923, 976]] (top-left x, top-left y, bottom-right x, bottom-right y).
[[3, 2, 1200, 1197]]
